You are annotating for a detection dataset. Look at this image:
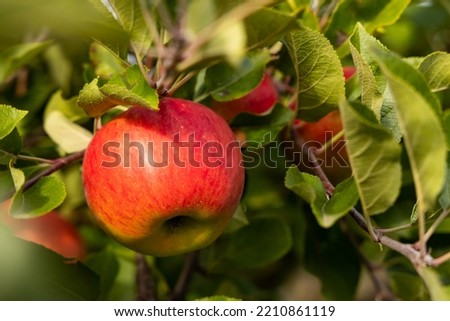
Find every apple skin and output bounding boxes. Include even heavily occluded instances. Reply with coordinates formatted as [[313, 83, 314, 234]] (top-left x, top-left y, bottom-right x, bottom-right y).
[[343, 66, 356, 80], [211, 73, 278, 122], [294, 111, 351, 183], [0, 207, 85, 260], [82, 97, 245, 257]]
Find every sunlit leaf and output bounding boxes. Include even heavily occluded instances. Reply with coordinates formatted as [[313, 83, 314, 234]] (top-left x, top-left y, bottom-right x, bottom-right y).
[[44, 92, 92, 153], [418, 51, 450, 92], [77, 65, 158, 117], [0, 105, 28, 140], [284, 27, 345, 121], [105, 0, 151, 57]]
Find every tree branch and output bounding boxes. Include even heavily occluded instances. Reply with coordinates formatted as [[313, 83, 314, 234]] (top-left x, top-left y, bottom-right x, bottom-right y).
[[22, 150, 86, 192], [290, 128, 436, 269], [170, 251, 199, 300], [136, 254, 156, 301]]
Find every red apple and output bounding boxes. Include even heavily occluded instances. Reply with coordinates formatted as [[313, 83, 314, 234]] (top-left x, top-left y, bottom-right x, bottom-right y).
[[82, 97, 245, 256], [211, 73, 278, 122], [294, 111, 350, 183], [0, 206, 85, 260], [343, 66, 356, 80]]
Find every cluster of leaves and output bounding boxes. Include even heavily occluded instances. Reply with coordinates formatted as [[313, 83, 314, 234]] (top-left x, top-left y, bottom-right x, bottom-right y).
[[1, 0, 450, 300]]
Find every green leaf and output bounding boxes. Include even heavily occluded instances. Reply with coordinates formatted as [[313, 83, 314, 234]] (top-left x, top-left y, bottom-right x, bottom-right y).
[[85, 248, 120, 300], [339, 100, 402, 217], [0, 226, 99, 300], [417, 267, 450, 301], [389, 271, 428, 300], [77, 65, 158, 117], [0, 105, 28, 140], [205, 50, 272, 101], [107, 0, 151, 57], [226, 217, 292, 268], [0, 41, 52, 83], [439, 161, 450, 209], [325, 0, 410, 46], [373, 49, 447, 214], [0, 128, 22, 165], [305, 226, 360, 300], [285, 167, 358, 228], [284, 27, 345, 121], [10, 176, 66, 219], [444, 110, 450, 150], [418, 51, 450, 92], [322, 177, 359, 223], [244, 8, 298, 50], [349, 23, 402, 140], [89, 41, 129, 79], [9, 164, 25, 192], [232, 104, 293, 147], [44, 91, 92, 153]]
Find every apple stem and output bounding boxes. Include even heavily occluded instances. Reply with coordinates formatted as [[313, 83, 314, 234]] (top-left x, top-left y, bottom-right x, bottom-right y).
[[170, 251, 199, 300], [136, 254, 156, 301]]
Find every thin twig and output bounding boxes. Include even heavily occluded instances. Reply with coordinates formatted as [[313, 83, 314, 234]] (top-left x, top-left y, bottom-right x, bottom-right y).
[[432, 250, 450, 267], [136, 254, 156, 301], [170, 251, 199, 300], [422, 209, 449, 243], [22, 150, 86, 191], [166, 72, 196, 96]]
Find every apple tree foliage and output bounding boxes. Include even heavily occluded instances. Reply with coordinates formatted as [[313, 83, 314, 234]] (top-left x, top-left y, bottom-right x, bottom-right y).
[[1, 0, 450, 300]]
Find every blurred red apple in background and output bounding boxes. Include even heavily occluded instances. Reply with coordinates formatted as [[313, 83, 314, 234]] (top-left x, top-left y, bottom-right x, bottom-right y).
[[0, 205, 85, 260], [211, 73, 278, 122], [82, 97, 245, 257]]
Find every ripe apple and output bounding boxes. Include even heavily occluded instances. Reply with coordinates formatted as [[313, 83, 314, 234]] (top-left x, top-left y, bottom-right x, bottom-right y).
[[294, 111, 350, 183], [0, 205, 85, 260], [82, 97, 245, 257], [343, 66, 356, 80], [211, 73, 278, 122]]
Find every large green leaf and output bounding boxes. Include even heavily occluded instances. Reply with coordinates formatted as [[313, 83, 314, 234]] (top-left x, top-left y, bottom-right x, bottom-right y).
[[418, 51, 450, 92], [0, 41, 52, 83], [205, 50, 272, 101], [44, 91, 92, 153], [0, 226, 99, 300], [373, 49, 447, 215], [107, 0, 151, 57], [77, 65, 159, 117], [0, 105, 28, 140], [339, 100, 402, 217], [284, 27, 345, 121], [226, 217, 292, 268], [244, 8, 298, 50]]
